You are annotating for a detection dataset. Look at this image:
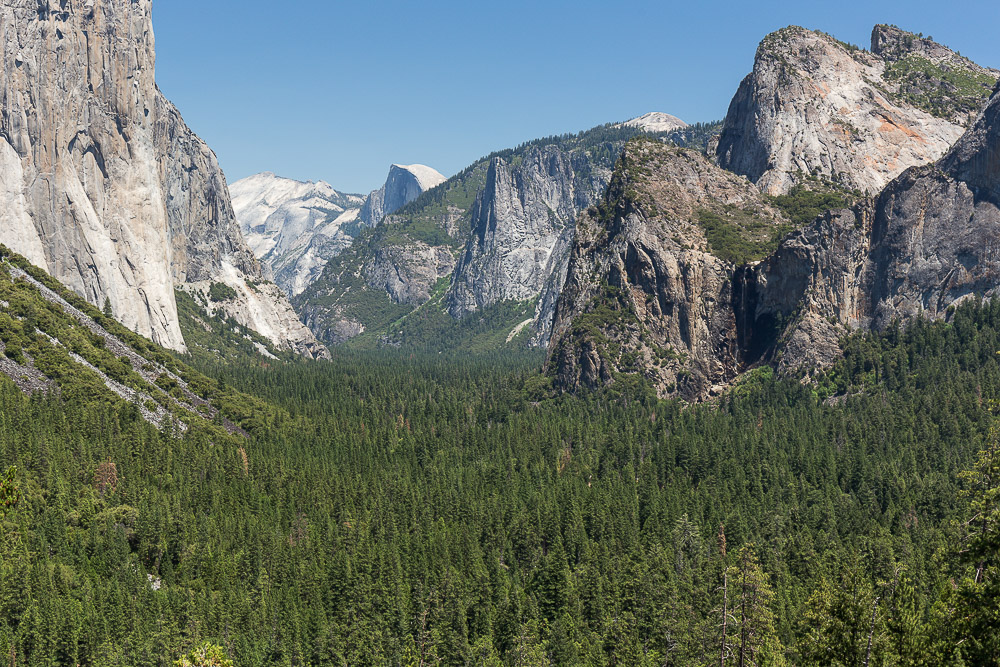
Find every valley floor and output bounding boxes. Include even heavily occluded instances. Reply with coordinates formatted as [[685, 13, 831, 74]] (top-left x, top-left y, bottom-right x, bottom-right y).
[[3, 304, 1000, 664]]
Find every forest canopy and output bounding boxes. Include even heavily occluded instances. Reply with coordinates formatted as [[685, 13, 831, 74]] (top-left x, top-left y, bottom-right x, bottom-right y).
[[2, 299, 1000, 664]]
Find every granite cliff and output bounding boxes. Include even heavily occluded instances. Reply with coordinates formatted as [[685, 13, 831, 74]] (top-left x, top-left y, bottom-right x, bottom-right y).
[[715, 25, 997, 196], [552, 78, 1000, 399], [548, 139, 791, 399], [0, 0, 325, 357], [743, 80, 1000, 377], [445, 144, 617, 343]]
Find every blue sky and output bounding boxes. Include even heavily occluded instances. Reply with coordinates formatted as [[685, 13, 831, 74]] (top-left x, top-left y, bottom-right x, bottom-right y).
[[152, 0, 999, 194]]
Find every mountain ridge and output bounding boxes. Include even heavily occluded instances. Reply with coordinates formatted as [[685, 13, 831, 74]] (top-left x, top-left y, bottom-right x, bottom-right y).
[[294, 118, 721, 350]]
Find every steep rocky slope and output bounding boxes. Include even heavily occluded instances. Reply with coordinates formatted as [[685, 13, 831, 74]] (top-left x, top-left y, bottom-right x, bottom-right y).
[[548, 139, 791, 399], [296, 118, 720, 349], [231, 165, 444, 297], [715, 25, 997, 196], [743, 81, 1000, 376], [553, 80, 1000, 399], [0, 0, 324, 357], [0, 245, 281, 438], [230, 173, 364, 296], [872, 24, 1000, 125]]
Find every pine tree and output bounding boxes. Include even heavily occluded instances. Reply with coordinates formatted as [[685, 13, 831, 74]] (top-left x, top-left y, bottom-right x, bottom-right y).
[[730, 545, 783, 667], [0, 466, 18, 520], [174, 642, 234, 667], [955, 406, 1000, 660]]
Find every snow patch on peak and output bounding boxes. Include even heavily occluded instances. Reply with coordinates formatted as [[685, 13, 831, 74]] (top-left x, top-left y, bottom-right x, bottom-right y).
[[620, 112, 688, 133], [230, 172, 368, 295]]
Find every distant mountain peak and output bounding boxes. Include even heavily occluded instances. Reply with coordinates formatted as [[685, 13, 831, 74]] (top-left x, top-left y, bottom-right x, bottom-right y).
[[619, 112, 688, 133], [390, 164, 447, 192], [231, 164, 445, 297]]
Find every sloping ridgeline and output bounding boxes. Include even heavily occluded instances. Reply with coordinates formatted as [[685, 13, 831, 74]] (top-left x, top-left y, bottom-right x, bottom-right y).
[[294, 121, 721, 353], [0, 245, 289, 437]]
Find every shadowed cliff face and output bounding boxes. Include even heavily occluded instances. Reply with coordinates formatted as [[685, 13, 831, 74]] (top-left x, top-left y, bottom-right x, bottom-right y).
[[0, 0, 325, 357], [548, 140, 791, 400], [941, 81, 1000, 204], [715, 25, 997, 197]]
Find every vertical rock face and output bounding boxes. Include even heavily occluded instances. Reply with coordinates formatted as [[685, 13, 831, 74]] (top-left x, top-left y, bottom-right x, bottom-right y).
[[446, 143, 615, 343], [366, 242, 456, 306], [0, 0, 324, 357], [737, 207, 874, 375], [940, 81, 1000, 203], [715, 26, 995, 196], [1, 0, 183, 348], [747, 82, 1000, 376], [549, 140, 790, 399], [357, 164, 446, 228]]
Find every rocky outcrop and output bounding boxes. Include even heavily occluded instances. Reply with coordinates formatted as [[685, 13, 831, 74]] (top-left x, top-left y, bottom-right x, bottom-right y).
[[181, 276, 329, 360], [735, 207, 873, 375], [745, 82, 1000, 375], [0, 0, 325, 357], [230, 172, 364, 296], [716, 26, 995, 196], [357, 164, 446, 228], [368, 242, 456, 306], [293, 231, 457, 346], [940, 81, 1000, 202], [549, 140, 791, 399], [446, 142, 619, 343], [554, 83, 1000, 398], [871, 24, 1000, 125]]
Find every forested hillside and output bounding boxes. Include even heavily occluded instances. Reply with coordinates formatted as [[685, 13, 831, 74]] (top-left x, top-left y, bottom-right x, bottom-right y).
[[3, 275, 1000, 663]]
